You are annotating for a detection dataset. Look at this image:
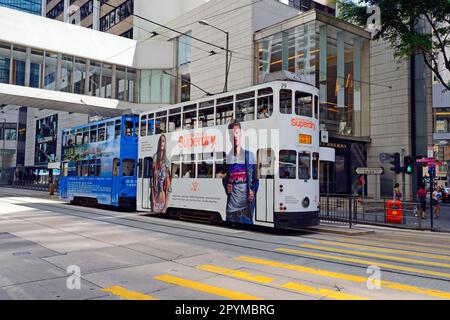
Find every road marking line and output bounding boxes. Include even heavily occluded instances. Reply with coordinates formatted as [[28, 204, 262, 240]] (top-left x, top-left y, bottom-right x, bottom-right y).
[[197, 264, 367, 300], [281, 282, 367, 300], [316, 240, 450, 261], [197, 264, 274, 284], [235, 256, 450, 299], [314, 237, 450, 255], [153, 274, 263, 300], [275, 247, 450, 279], [299, 244, 450, 268], [101, 286, 158, 300], [330, 236, 450, 251]]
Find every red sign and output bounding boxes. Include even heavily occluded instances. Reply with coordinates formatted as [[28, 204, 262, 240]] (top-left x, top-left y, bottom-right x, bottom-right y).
[[416, 158, 443, 165]]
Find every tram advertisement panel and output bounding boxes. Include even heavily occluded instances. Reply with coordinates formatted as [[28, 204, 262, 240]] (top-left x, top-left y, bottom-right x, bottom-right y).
[[62, 137, 119, 204]]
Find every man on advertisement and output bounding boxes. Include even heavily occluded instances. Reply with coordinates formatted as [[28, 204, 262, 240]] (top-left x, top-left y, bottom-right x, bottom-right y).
[[222, 119, 259, 224]]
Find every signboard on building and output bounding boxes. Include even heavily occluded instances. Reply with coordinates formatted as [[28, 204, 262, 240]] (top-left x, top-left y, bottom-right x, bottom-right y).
[[35, 114, 58, 165], [355, 167, 384, 175]]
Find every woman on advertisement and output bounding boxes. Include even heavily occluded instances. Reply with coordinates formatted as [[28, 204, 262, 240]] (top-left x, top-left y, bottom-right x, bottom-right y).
[[151, 134, 171, 214]]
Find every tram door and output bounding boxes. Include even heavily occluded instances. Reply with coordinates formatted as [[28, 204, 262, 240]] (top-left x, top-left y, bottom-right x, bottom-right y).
[[256, 149, 274, 223], [112, 158, 120, 205], [141, 157, 153, 210]]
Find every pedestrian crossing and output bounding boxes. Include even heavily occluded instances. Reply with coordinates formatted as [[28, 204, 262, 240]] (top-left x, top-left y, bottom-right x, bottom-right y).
[[99, 234, 450, 300]]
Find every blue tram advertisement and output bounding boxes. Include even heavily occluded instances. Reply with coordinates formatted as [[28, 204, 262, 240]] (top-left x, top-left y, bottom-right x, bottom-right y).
[[59, 115, 139, 208]]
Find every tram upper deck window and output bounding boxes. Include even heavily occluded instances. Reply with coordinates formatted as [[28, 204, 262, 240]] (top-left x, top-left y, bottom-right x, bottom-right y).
[[67, 130, 75, 146], [75, 129, 83, 145], [236, 91, 255, 122], [155, 111, 167, 134], [83, 127, 89, 144], [280, 89, 292, 114], [106, 122, 114, 140], [98, 124, 106, 142], [216, 96, 234, 126], [122, 159, 135, 177], [183, 104, 197, 130], [295, 92, 312, 117], [124, 121, 134, 137], [147, 114, 155, 136], [90, 126, 98, 143], [168, 108, 182, 133], [298, 152, 311, 180], [140, 115, 147, 137], [257, 88, 273, 119], [279, 150, 296, 179], [114, 120, 121, 138], [199, 101, 214, 128]]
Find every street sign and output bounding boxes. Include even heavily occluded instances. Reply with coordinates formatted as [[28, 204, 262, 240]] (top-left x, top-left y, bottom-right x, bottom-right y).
[[416, 158, 444, 165], [320, 130, 329, 143], [355, 167, 384, 175], [427, 146, 434, 158], [379, 153, 391, 163]]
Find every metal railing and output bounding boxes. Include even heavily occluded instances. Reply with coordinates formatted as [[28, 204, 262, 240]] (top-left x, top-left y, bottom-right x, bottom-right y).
[[319, 195, 428, 230]]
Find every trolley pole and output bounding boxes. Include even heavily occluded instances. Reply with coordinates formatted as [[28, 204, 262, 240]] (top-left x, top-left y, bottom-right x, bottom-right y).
[[430, 170, 434, 230]]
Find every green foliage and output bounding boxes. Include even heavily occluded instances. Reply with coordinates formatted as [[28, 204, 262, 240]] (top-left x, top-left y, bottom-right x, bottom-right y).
[[337, 0, 450, 90]]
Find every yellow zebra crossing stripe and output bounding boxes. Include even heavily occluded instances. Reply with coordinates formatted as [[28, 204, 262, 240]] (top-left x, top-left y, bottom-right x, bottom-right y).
[[197, 264, 368, 300], [235, 256, 450, 299], [322, 237, 450, 256], [101, 286, 158, 300], [299, 243, 450, 268], [316, 240, 450, 262], [154, 274, 263, 300], [276, 247, 450, 279]]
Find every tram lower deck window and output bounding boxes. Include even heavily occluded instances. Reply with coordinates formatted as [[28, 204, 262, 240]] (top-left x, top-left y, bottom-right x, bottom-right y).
[[122, 159, 135, 176], [279, 150, 296, 179], [298, 152, 311, 180]]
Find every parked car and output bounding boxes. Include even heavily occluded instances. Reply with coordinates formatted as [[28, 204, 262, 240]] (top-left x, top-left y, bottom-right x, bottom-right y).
[[441, 187, 450, 203]]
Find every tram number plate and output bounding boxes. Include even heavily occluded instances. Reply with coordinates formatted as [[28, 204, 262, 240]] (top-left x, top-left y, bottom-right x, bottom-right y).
[[299, 134, 312, 144]]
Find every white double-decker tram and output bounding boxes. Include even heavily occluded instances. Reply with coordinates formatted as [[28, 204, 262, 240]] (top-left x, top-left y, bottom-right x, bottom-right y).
[[137, 80, 334, 230]]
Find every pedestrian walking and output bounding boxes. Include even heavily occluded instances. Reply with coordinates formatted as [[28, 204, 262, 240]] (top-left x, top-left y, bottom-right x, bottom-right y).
[[417, 185, 427, 219], [394, 183, 402, 201], [432, 186, 442, 218]]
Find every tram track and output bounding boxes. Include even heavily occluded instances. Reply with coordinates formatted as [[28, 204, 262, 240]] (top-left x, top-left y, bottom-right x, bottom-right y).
[[2, 194, 450, 284]]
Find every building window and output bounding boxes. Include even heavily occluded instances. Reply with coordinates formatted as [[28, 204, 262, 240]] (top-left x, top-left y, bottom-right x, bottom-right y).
[[99, 0, 133, 32], [80, 0, 94, 21], [46, 0, 64, 19], [120, 29, 133, 39], [178, 31, 192, 102]]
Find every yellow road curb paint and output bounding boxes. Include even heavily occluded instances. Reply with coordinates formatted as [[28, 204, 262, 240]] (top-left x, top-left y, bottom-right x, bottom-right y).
[[276, 247, 450, 279], [153, 274, 263, 300], [299, 244, 450, 268], [331, 236, 450, 251], [101, 286, 158, 300], [235, 256, 450, 299], [316, 240, 450, 261], [197, 264, 368, 300]]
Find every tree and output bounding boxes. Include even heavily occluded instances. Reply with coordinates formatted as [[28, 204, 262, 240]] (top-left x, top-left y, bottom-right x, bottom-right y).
[[337, 0, 450, 91]]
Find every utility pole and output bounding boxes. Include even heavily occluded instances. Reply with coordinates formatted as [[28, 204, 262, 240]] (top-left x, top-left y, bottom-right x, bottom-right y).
[[0, 118, 6, 184]]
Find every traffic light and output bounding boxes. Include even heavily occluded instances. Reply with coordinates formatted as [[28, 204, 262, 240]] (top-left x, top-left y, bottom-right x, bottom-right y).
[[404, 156, 414, 175], [390, 152, 402, 174]]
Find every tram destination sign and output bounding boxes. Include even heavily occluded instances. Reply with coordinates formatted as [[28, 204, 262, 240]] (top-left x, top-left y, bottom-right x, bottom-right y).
[[355, 167, 384, 175]]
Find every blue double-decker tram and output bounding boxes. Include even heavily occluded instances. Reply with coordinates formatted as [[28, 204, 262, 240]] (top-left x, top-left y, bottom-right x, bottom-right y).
[[59, 115, 139, 209]]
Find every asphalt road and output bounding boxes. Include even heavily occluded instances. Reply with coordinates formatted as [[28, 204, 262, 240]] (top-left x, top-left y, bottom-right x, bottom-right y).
[[1, 187, 450, 300]]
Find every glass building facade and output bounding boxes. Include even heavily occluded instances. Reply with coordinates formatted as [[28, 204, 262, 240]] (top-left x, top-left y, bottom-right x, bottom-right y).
[[0, 0, 41, 15], [0, 41, 173, 104], [255, 12, 371, 194]]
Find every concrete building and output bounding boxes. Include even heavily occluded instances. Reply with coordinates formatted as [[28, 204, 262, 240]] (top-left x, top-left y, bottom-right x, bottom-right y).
[[44, 0, 210, 39]]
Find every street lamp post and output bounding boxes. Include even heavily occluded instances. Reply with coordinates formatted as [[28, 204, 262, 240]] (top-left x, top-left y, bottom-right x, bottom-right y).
[[198, 20, 230, 93]]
